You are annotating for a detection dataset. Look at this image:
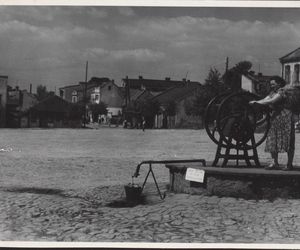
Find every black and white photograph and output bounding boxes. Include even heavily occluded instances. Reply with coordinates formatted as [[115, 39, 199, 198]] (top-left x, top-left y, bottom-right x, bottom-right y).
[[0, 1, 300, 248]]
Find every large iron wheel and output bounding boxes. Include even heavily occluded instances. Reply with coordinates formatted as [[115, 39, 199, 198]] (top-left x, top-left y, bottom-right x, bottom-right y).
[[204, 91, 231, 147], [216, 91, 270, 150]]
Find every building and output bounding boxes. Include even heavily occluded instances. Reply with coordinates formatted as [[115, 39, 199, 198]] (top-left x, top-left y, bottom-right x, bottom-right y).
[[29, 95, 74, 128], [59, 77, 123, 121], [59, 77, 110, 103], [280, 47, 300, 85], [122, 76, 200, 106], [152, 82, 203, 129], [241, 71, 273, 96], [6, 86, 38, 128], [123, 89, 156, 128], [0, 76, 8, 127]]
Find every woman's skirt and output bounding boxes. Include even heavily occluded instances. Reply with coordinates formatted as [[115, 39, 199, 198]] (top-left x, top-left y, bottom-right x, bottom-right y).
[[265, 108, 294, 153]]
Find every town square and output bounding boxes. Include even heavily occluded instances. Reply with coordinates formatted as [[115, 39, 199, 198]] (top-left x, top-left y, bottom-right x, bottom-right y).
[[0, 3, 300, 248]]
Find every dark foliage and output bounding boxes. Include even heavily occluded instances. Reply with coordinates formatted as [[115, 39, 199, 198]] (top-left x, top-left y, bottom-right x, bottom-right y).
[[35, 85, 50, 101], [189, 68, 227, 116], [89, 102, 108, 121], [223, 60, 253, 90], [68, 103, 85, 121], [140, 99, 160, 128]]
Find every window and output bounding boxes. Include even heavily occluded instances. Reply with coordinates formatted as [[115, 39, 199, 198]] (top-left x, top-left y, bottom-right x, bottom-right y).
[[108, 86, 112, 91], [72, 95, 78, 103], [71, 90, 78, 103], [295, 64, 300, 83], [285, 65, 291, 84], [95, 95, 99, 101]]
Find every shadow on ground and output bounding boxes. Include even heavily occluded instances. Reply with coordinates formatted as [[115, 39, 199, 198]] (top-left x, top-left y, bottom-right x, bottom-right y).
[[2, 187, 64, 195]]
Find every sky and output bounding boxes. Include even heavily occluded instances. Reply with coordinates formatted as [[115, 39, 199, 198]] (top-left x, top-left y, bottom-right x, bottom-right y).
[[1, 5, 300, 92]]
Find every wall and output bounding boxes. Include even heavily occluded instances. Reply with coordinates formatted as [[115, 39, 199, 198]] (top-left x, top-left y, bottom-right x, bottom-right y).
[[154, 96, 202, 129], [175, 98, 202, 129], [241, 75, 254, 93], [21, 91, 38, 112], [107, 107, 122, 117], [100, 82, 123, 110], [60, 86, 84, 103], [282, 61, 300, 85]]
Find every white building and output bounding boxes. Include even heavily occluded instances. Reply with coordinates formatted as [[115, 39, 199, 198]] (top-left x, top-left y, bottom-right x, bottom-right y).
[[280, 47, 300, 86]]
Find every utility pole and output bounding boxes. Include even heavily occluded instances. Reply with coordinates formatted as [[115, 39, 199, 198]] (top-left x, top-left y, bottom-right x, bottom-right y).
[[185, 71, 189, 79], [83, 61, 88, 128], [225, 57, 229, 74]]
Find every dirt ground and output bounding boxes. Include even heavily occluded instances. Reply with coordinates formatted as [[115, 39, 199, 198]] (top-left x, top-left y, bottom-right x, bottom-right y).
[[0, 128, 298, 190]]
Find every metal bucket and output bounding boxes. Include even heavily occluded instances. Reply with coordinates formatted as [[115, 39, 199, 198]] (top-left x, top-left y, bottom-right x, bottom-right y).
[[124, 184, 142, 203]]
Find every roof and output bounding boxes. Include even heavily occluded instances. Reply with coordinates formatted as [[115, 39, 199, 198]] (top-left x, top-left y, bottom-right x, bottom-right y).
[[129, 89, 144, 101], [243, 72, 274, 83], [59, 77, 111, 91], [280, 47, 300, 63], [21, 89, 37, 100], [88, 77, 110, 84], [152, 83, 202, 105], [31, 95, 71, 113], [122, 77, 201, 92], [135, 90, 154, 102]]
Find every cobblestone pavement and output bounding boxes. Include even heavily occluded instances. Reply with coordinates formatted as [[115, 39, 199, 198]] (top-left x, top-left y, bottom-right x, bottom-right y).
[[0, 184, 300, 243], [0, 129, 299, 243]]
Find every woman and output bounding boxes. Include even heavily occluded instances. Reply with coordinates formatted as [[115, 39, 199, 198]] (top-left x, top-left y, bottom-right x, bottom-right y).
[[250, 77, 295, 170]]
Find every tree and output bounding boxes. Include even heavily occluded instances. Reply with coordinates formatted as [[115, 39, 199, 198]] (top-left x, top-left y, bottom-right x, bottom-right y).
[[205, 67, 227, 95], [68, 103, 85, 121], [89, 102, 108, 122], [36, 85, 49, 101], [235, 61, 252, 74], [188, 68, 226, 117]]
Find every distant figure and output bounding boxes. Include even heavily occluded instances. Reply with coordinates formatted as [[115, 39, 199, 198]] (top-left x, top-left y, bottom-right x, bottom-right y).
[[142, 117, 146, 132]]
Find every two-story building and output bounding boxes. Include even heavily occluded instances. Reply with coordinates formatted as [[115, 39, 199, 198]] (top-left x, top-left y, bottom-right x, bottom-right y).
[[59, 77, 124, 121]]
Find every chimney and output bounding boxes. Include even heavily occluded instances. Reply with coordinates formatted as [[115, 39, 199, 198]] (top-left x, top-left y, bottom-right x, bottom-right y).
[[258, 72, 263, 77], [139, 76, 143, 80], [15, 86, 19, 91], [165, 77, 171, 81], [30, 84, 32, 94], [182, 78, 186, 82]]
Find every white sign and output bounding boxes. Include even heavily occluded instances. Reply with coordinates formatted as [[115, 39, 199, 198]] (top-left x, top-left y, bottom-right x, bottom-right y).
[[185, 168, 205, 183]]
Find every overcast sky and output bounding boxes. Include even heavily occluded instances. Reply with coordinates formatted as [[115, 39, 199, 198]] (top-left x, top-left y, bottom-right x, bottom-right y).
[[0, 6, 300, 92]]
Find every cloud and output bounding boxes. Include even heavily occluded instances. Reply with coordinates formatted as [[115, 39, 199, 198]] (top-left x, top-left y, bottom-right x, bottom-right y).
[[115, 16, 300, 74], [85, 48, 165, 62], [1, 7, 300, 89], [118, 7, 135, 17]]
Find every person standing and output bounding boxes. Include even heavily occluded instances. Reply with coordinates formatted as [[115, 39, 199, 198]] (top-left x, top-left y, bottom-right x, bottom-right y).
[[249, 77, 295, 170], [142, 117, 146, 132]]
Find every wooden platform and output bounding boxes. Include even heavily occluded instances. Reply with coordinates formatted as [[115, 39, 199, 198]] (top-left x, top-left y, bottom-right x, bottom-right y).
[[164, 162, 300, 199]]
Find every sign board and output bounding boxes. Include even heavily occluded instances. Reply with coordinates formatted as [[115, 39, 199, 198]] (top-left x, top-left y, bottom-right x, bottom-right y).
[[185, 168, 205, 183]]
